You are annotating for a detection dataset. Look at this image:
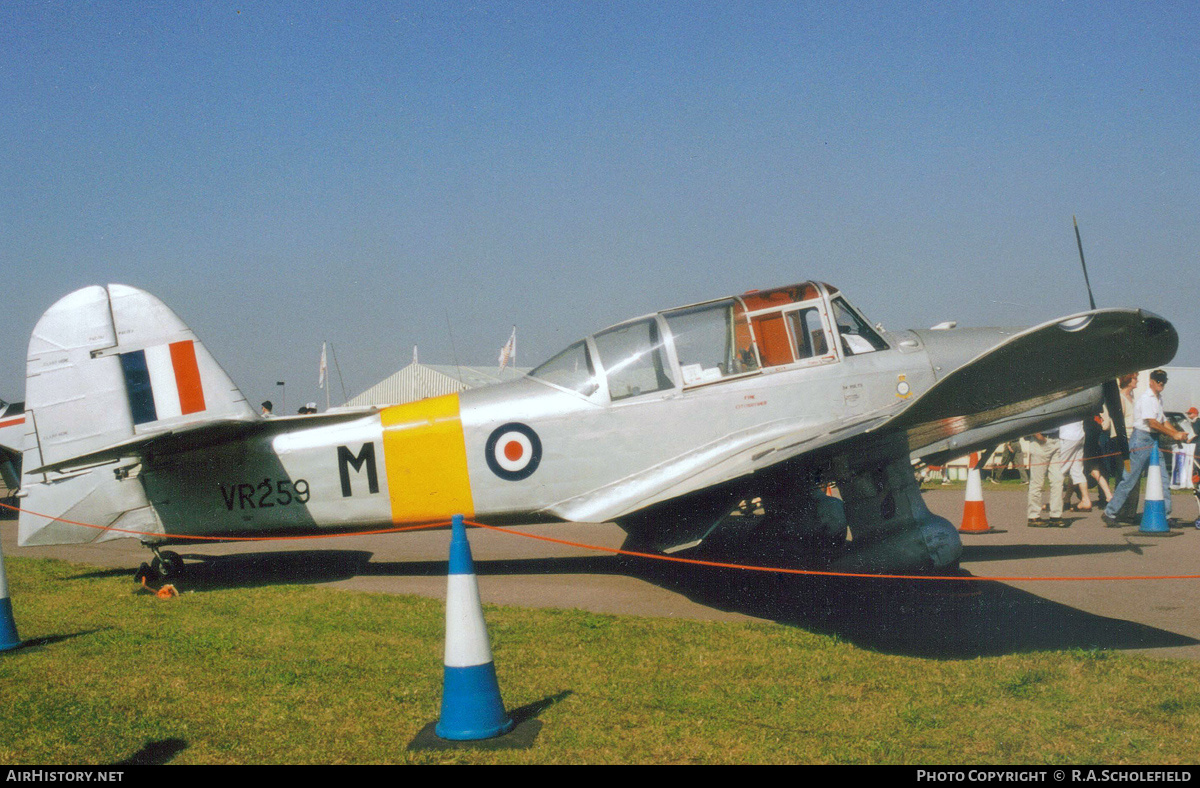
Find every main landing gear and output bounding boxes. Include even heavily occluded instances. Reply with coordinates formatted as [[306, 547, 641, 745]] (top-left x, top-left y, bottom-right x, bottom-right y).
[[135, 543, 185, 585]]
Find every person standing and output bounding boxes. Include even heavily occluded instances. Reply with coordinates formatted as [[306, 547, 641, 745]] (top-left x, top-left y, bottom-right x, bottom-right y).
[[1027, 429, 1065, 527], [991, 440, 1029, 484], [1084, 408, 1114, 508], [1114, 373, 1140, 522], [1059, 420, 1091, 511], [1103, 370, 1194, 526], [1189, 407, 1200, 530]]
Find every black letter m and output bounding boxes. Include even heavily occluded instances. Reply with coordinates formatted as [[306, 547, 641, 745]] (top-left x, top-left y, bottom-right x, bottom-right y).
[[338, 443, 380, 497]]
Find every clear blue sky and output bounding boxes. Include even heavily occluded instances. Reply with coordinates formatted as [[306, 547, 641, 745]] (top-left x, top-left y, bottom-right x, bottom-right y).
[[3, 1, 1197, 411]]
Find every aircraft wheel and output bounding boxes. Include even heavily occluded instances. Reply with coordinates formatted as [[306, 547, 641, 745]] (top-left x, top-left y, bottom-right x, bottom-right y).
[[152, 551, 185, 579]]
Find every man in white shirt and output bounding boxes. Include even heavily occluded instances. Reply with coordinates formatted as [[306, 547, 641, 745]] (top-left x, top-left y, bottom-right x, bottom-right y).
[[1103, 370, 1194, 526]]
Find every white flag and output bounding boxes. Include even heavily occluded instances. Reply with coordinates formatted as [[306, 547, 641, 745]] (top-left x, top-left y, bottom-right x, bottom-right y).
[[318, 342, 328, 389], [498, 327, 516, 371]]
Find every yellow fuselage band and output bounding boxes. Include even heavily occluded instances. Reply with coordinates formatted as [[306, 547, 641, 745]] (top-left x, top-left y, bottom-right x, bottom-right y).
[[381, 394, 475, 523]]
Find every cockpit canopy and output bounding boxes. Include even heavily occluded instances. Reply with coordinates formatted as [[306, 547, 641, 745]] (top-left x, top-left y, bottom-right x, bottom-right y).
[[530, 281, 888, 402]]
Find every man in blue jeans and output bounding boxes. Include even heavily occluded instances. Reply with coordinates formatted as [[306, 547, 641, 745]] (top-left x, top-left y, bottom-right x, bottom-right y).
[[1103, 370, 1194, 526]]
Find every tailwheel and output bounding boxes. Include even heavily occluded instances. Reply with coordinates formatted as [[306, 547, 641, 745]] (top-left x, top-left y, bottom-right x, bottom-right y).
[[152, 550, 185, 579], [143, 545, 185, 581]]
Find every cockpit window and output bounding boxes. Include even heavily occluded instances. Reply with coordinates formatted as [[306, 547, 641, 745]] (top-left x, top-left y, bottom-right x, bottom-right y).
[[787, 307, 831, 360], [831, 297, 888, 355], [750, 311, 795, 367], [593, 318, 675, 401], [530, 340, 601, 398], [663, 299, 759, 386]]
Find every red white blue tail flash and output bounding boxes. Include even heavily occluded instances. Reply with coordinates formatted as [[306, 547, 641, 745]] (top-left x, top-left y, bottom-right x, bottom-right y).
[[120, 340, 207, 425], [436, 514, 514, 740]]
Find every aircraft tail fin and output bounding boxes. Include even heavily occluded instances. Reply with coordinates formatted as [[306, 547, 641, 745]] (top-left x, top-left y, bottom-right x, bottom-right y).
[[25, 284, 255, 467], [19, 284, 256, 545]]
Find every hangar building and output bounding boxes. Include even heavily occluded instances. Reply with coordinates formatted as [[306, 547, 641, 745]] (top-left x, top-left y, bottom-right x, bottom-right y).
[[344, 362, 528, 408]]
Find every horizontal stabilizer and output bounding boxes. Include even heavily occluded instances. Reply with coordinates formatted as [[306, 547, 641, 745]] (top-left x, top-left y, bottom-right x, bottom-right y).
[[25, 408, 379, 476]]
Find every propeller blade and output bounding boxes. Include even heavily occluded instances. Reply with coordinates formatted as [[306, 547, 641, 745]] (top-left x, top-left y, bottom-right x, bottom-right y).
[[1074, 215, 1098, 311], [1075, 219, 1127, 460]]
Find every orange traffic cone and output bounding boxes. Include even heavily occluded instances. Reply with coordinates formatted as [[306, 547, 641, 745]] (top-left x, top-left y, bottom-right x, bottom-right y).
[[960, 453, 998, 534]]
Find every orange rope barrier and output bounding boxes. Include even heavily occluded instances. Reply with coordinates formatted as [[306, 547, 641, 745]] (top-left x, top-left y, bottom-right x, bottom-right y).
[[3, 501, 1199, 583], [987, 441, 1198, 471], [460, 518, 1200, 583]]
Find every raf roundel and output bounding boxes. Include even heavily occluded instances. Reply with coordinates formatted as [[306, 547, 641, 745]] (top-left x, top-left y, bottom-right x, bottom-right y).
[[485, 423, 543, 481]]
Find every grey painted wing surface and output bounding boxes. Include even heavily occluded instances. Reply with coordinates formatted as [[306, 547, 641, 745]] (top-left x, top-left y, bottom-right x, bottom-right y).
[[893, 309, 1176, 451], [544, 405, 908, 523]]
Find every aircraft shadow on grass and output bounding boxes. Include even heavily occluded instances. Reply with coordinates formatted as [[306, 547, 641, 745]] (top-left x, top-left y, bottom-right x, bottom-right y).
[[66, 550, 375, 593], [138, 542, 1198, 661], [636, 562, 1199, 660], [128, 550, 375, 590]]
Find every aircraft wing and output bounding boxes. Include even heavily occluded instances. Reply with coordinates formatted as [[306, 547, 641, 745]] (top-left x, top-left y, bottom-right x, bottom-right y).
[[544, 407, 906, 523], [893, 308, 1176, 450], [546, 307, 1176, 524]]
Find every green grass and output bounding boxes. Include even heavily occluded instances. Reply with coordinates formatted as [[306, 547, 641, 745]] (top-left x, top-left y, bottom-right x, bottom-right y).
[[4, 556, 1200, 764]]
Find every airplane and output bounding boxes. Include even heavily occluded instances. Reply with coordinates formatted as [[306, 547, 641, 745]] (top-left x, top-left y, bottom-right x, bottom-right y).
[[0, 398, 24, 491], [14, 282, 1176, 580]]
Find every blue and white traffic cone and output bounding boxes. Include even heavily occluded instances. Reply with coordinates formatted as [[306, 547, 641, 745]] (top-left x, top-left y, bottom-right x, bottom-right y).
[[1139, 444, 1171, 535], [436, 514, 514, 741], [0, 535, 21, 651]]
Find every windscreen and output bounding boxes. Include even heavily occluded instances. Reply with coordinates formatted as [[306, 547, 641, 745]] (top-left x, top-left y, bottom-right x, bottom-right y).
[[593, 319, 675, 401], [831, 297, 888, 355], [529, 340, 601, 397]]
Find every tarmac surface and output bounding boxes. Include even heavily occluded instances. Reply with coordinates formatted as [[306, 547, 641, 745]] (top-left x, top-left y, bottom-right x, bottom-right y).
[[4, 486, 1200, 662]]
